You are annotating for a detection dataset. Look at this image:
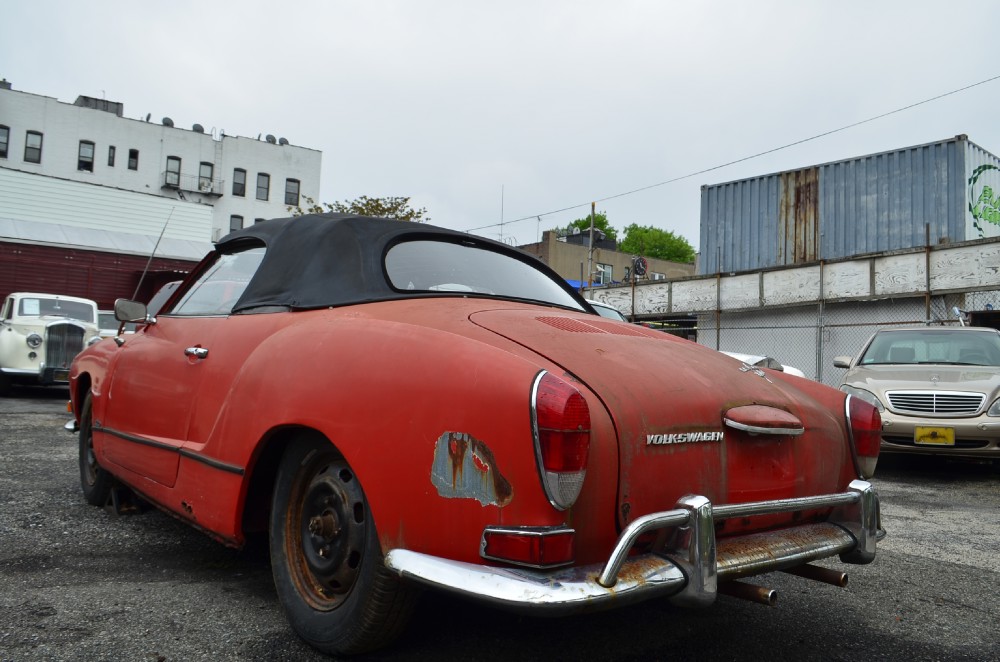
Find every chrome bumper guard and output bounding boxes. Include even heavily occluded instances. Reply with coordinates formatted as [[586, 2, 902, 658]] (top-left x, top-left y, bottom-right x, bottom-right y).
[[384, 479, 880, 613]]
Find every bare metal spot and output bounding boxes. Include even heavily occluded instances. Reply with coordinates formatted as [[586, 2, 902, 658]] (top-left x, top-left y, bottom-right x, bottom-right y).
[[431, 432, 513, 507]]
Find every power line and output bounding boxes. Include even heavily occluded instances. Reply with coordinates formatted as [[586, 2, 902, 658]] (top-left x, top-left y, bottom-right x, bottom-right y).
[[465, 73, 1000, 235]]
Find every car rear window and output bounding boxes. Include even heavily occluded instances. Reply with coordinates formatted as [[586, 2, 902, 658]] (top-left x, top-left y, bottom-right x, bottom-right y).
[[385, 239, 584, 310]]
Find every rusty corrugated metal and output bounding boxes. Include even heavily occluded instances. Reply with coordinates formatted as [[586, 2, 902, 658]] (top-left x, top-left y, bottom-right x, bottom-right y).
[[778, 168, 819, 265]]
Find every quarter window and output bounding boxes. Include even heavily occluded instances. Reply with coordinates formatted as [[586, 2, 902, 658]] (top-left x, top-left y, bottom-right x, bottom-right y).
[[230, 215, 243, 232], [232, 168, 246, 197], [78, 140, 95, 172], [107, 145, 116, 166], [24, 131, 43, 163], [0, 125, 8, 159], [199, 162, 214, 192], [171, 247, 266, 316], [284, 178, 300, 206], [165, 156, 181, 187], [128, 149, 139, 170], [256, 173, 270, 201]]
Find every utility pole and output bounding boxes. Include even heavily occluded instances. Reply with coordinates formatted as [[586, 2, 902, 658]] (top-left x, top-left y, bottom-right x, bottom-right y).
[[586, 202, 595, 292]]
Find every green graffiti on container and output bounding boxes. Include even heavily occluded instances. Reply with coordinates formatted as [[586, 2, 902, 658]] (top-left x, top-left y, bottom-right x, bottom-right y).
[[969, 164, 1000, 237]]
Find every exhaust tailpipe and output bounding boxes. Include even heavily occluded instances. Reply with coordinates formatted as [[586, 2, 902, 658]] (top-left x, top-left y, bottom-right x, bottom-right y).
[[718, 580, 777, 606], [781, 564, 849, 588]]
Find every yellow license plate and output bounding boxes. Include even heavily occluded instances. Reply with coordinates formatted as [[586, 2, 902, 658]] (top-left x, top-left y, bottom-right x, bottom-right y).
[[914, 427, 955, 446]]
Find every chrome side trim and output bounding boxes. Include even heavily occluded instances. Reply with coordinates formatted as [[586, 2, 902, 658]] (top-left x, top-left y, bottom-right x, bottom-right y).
[[384, 482, 881, 613]]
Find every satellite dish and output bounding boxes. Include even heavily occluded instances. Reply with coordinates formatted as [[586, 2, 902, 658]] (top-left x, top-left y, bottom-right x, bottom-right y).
[[192, 123, 204, 133], [278, 137, 289, 145], [265, 134, 277, 144], [162, 117, 174, 127], [145, 113, 151, 122]]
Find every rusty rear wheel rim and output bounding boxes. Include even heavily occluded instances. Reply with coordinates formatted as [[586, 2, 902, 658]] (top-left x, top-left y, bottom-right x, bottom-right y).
[[285, 454, 368, 611]]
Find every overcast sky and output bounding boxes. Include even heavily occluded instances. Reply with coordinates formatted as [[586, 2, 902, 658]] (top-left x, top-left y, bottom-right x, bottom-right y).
[[4, 1, 1000, 251]]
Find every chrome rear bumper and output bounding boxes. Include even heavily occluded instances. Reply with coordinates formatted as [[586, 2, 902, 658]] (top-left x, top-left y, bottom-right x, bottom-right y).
[[384, 480, 880, 613]]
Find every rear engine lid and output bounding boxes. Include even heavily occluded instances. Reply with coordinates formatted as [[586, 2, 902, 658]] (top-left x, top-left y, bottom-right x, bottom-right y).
[[470, 309, 851, 532]]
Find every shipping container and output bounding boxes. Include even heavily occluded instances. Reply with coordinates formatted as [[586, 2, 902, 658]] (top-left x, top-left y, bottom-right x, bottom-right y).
[[699, 135, 1000, 274]]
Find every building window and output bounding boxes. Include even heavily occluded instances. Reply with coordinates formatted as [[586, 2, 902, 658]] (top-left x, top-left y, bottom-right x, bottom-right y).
[[284, 178, 300, 206], [165, 156, 181, 187], [78, 140, 95, 172], [230, 215, 244, 232], [107, 145, 116, 167], [0, 125, 8, 159], [651, 272, 665, 281], [199, 162, 214, 192], [256, 173, 270, 201], [595, 263, 613, 286], [232, 168, 246, 197], [24, 131, 43, 164], [128, 148, 139, 170]]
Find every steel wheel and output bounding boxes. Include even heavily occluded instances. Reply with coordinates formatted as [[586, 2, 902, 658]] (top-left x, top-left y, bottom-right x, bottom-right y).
[[285, 453, 367, 610], [269, 436, 417, 655], [78, 394, 112, 506]]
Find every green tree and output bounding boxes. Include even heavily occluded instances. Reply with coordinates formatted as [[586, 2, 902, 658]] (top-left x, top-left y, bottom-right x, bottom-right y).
[[619, 224, 696, 263], [558, 211, 618, 242], [289, 195, 429, 222]]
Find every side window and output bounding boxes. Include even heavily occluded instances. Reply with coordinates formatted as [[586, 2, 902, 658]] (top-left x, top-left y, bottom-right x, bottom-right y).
[[24, 130, 43, 163], [232, 168, 246, 197], [256, 173, 270, 201], [170, 247, 266, 316], [165, 156, 181, 187], [78, 140, 95, 172], [595, 263, 613, 286], [128, 148, 139, 170], [284, 178, 300, 206], [0, 125, 9, 159]]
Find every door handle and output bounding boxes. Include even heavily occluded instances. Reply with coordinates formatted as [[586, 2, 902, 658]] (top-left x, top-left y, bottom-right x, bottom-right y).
[[184, 347, 209, 359]]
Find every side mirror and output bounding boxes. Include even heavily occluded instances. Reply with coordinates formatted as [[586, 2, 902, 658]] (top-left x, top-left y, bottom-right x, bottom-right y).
[[833, 356, 852, 369], [114, 298, 151, 324]]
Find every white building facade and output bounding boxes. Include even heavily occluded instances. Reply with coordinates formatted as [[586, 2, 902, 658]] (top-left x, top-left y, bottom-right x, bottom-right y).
[[0, 82, 322, 242]]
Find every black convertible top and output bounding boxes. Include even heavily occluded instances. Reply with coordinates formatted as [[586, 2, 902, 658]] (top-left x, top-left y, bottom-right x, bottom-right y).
[[213, 213, 584, 313]]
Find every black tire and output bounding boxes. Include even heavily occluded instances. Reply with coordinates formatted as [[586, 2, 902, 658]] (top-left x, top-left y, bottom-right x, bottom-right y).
[[269, 436, 417, 656], [79, 394, 113, 506]]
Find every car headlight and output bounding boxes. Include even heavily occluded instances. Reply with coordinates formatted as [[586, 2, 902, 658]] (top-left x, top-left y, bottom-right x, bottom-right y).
[[841, 385, 884, 412], [988, 399, 1000, 417], [26, 333, 43, 349]]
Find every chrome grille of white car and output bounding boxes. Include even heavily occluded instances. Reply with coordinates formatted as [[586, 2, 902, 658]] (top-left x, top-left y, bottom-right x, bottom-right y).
[[45, 323, 85, 368], [886, 390, 985, 415]]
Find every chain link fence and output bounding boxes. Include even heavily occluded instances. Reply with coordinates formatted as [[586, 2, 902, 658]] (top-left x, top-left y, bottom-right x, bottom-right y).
[[655, 289, 999, 387]]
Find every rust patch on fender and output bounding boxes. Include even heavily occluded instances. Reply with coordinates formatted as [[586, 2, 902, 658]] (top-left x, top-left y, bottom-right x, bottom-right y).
[[431, 432, 513, 507]]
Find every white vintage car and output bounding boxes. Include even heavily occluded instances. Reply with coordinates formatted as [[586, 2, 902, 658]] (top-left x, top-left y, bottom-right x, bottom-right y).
[[0, 292, 100, 396]]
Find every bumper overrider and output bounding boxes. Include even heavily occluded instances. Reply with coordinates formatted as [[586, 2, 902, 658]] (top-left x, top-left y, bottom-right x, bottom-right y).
[[384, 480, 880, 613]]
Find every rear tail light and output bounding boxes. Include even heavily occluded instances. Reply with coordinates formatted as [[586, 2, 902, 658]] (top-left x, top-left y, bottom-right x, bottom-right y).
[[846, 394, 881, 478], [481, 526, 575, 568], [531, 371, 591, 510]]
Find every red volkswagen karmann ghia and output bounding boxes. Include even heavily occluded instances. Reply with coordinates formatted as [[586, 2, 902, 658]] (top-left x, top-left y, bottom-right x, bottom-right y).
[[68, 214, 883, 656]]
